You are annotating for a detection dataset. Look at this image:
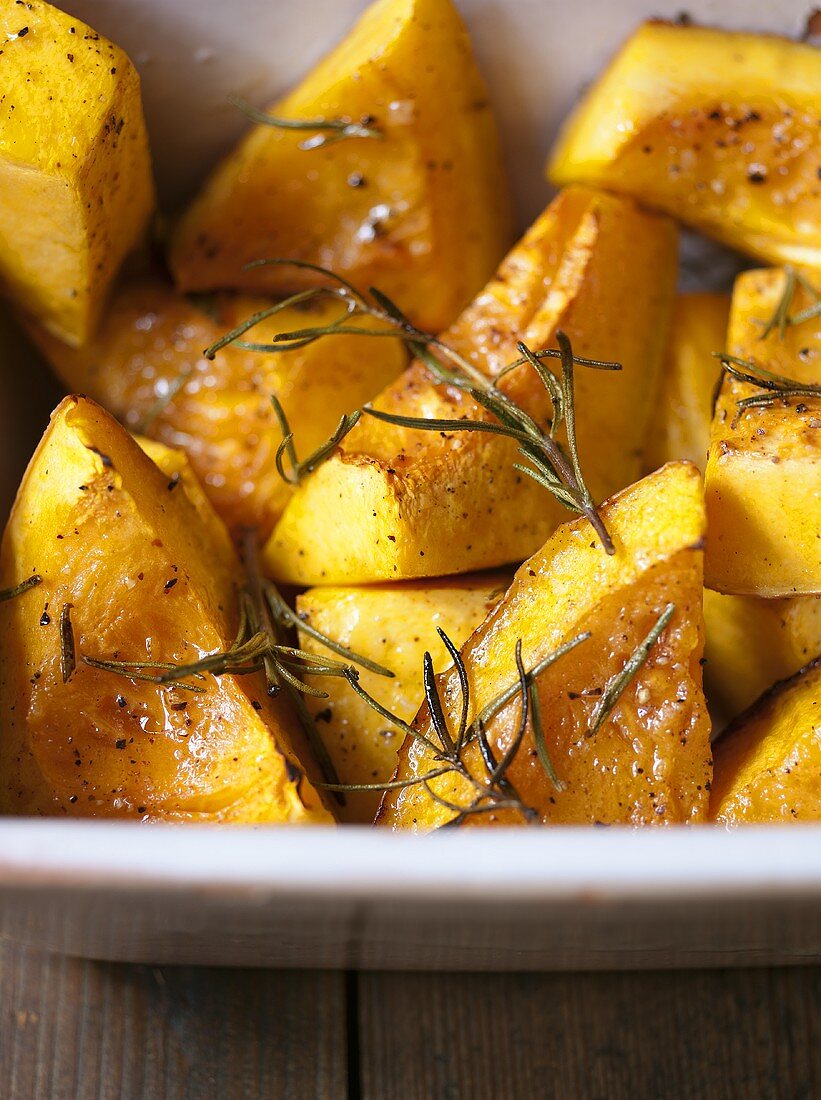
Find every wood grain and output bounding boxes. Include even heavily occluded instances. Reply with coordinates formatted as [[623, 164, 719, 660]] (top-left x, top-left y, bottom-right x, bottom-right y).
[[0, 941, 347, 1100], [3, 939, 819, 1100], [357, 968, 821, 1100]]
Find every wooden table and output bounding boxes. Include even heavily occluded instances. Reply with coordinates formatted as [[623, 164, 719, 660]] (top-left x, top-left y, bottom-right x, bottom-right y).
[[1, 941, 819, 1098]]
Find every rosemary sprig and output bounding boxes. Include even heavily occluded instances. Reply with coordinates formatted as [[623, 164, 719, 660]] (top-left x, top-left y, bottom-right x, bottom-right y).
[[82, 562, 392, 695], [758, 266, 821, 340], [84, 656, 206, 694], [316, 766, 453, 794], [266, 583, 393, 678], [229, 94, 382, 149], [585, 603, 675, 738], [715, 352, 821, 426], [0, 574, 41, 602], [316, 628, 592, 827], [465, 633, 591, 737], [271, 395, 361, 486], [205, 261, 622, 554], [316, 602, 678, 821]]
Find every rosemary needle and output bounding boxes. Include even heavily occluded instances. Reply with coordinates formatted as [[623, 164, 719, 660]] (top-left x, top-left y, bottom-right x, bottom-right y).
[[530, 684, 564, 792], [759, 266, 797, 341], [0, 574, 41, 602], [585, 603, 675, 738], [265, 584, 394, 678], [714, 352, 821, 426], [229, 94, 382, 149], [271, 395, 362, 487], [59, 604, 76, 684], [758, 266, 821, 340]]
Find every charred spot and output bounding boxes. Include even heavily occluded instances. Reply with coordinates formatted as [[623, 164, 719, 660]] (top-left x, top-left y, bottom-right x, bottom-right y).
[[86, 446, 113, 468]]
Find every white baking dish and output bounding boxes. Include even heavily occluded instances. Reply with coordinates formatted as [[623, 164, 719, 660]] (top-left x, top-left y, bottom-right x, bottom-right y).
[[0, 0, 818, 970]]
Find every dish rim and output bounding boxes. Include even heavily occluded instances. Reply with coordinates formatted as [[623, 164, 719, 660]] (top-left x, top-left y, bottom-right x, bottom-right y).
[[1, 821, 819, 901]]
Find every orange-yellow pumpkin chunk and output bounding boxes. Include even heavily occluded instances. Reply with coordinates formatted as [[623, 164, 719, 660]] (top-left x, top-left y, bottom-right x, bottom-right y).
[[379, 463, 710, 830], [0, 0, 154, 344], [548, 22, 821, 270], [711, 658, 821, 824], [705, 268, 821, 597], [266, 186, 677, 584], [168, 0, 512, 334], [0, 396, 333, 822]]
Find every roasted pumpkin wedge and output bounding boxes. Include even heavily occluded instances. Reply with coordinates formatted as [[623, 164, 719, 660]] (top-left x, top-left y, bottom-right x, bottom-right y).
[[0, 0, 154, 345], [378, 462, 710, 830], [31, 278, 406, 539], [297, 573, 508, 822], [266, 186, 677, 584], [705, 268, 821, 597], [711, 658, 821, 824], [168, 0, 513, 334], [0, 395, 333, 822], [547, 22, 821, 269], [644, 293, 730, 473], [704, 589, 821, 720]]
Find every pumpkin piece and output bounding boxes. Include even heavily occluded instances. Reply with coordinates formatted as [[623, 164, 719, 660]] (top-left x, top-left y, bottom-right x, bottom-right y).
[[168, 0, 513, 334], [30, 279, 406, 539], [0, 395, 333, 822], [644, 293, 730, 473], [547, 22, 821, 269], [711, 658, 821, 824], [265, 186, 678, 584], [297, 573, 508, 822], [704, 589, 821, 722], [0, 0, 154, 345], [704, 268, 821, 597], [378, 462, 710, 830]]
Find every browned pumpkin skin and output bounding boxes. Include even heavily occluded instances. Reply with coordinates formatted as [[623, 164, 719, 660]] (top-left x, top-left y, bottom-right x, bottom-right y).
[[30, 279, 406, 541], [0, 396, 333, 823], [378, 463, 711, 830]]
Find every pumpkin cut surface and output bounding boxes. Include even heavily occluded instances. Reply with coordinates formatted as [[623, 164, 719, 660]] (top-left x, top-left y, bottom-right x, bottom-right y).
[[644, 292, 730, 473], [704, 590, 821, 722], [704, 268, 821, 597], [297, 573, 509, 822]]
